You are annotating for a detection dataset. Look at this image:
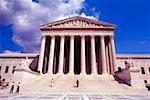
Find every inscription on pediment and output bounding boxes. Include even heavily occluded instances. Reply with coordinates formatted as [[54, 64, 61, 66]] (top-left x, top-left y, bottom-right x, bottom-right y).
[[48, 20, 103, 28]]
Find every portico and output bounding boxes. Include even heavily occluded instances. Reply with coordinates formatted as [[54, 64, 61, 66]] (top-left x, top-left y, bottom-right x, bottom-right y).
[[38, 16, 116, 76]]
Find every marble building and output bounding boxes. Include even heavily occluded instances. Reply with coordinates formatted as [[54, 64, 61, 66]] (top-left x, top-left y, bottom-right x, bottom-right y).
[[0, 16, 150, 93], [38, 16, 116, 75]]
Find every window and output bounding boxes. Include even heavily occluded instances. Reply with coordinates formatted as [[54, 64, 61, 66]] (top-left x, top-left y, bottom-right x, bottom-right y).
[[12, 66, 16, 73], [5, 66, 9, 73], [144, 80, 147, 83], [149, 67, 150, 74], [0, 66, 1, 72], [118, 67, 122, 72], [141, 67, 145, 74]]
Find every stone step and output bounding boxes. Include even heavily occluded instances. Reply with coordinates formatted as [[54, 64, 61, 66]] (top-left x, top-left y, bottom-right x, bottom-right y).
[[20, 74, 148, 94]]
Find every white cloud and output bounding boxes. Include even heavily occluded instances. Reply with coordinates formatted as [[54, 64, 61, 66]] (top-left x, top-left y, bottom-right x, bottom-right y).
[[0, 0, 99, 52], [139, 40, 146, 45], [3, 50, 21, 53]]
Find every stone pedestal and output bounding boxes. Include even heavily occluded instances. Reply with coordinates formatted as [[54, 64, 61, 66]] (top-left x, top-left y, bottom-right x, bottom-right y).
[[99, 74, 115, 81], [130, 72, 146, 90]]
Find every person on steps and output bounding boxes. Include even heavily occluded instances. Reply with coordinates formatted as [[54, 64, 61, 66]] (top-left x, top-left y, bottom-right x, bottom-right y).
[[15, 82, 20, 93], [10, 82, 14, 93]]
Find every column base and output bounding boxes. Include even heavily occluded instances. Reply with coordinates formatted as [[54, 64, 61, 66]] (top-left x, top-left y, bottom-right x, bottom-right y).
[[80, 73, 87, 76], [57, 73, 64, 76], [39, 71, 43, 75], [91, 73, 98, 76], [47, 73, 55, 77], [47, 72, 53, 75], [67, 73, 74, 75]]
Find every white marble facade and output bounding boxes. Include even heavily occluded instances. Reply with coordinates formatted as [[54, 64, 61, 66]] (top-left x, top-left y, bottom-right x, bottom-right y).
[[38, 16, 116, 75]]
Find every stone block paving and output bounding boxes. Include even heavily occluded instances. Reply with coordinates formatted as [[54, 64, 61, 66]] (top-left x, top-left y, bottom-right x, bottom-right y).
[[0, 93, 149, 100]]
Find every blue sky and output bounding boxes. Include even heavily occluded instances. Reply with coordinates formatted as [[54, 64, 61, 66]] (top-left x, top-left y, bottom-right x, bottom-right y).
[[0, 0, 150, 54]]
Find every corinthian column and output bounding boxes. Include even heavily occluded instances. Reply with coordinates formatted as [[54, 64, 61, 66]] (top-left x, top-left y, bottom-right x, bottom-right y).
[[81, 36, 86, 74], [58, 36, 65, 74], [38, 36, 46, 74], [91, 36, 97, 74], [100, 36, 107, 74], [108, 39, 113, 74], [69, 36, 74, 74], [110, 36, 117, 72], [48, 36, 55, 74]]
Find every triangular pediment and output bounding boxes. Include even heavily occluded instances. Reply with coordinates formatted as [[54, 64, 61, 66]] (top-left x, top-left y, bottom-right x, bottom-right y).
[[40, 16, 116, 29]]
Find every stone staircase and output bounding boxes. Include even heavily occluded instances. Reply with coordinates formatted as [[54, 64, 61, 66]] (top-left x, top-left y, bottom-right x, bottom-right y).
[[21, 74, 148, 94]]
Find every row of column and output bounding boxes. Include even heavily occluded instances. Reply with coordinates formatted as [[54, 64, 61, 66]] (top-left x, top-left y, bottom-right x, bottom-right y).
[[38, 35, 116, 75]]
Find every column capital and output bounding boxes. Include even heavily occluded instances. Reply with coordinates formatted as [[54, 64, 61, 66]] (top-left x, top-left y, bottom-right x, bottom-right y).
[[109, 35, 114, 39], [61, 35, 65, 38], [81, 35, 85, 38], [41, 35, 46, 39], [70, 35, 74, 38], [51, 35, 55, 38], [100, 35, 105, 39], [90, 35, 95, 38]]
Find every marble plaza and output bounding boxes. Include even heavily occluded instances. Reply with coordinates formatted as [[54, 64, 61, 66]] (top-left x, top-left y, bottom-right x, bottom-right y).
[[0, 93, 149, 100]]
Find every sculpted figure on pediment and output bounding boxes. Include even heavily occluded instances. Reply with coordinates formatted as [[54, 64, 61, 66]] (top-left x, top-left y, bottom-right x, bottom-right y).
[[40, 16, 115, 29]]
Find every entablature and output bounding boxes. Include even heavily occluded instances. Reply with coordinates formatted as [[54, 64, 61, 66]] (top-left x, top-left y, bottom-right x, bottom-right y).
[[41, 30, 114, 36]]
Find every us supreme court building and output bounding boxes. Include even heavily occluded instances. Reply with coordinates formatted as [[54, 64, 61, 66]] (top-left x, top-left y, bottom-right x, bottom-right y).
[[38, 16, 116, 75], [0, 16, 150, 93]]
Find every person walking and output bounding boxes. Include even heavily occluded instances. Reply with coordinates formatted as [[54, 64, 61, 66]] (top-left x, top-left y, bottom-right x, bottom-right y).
[[76, 79, 79, 88], [0, 76, 2, 86], [10, 82, 14, 93], [15, 82, 20, 93], [49, 78, 54, 88], [1, 79, 6, 89]]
